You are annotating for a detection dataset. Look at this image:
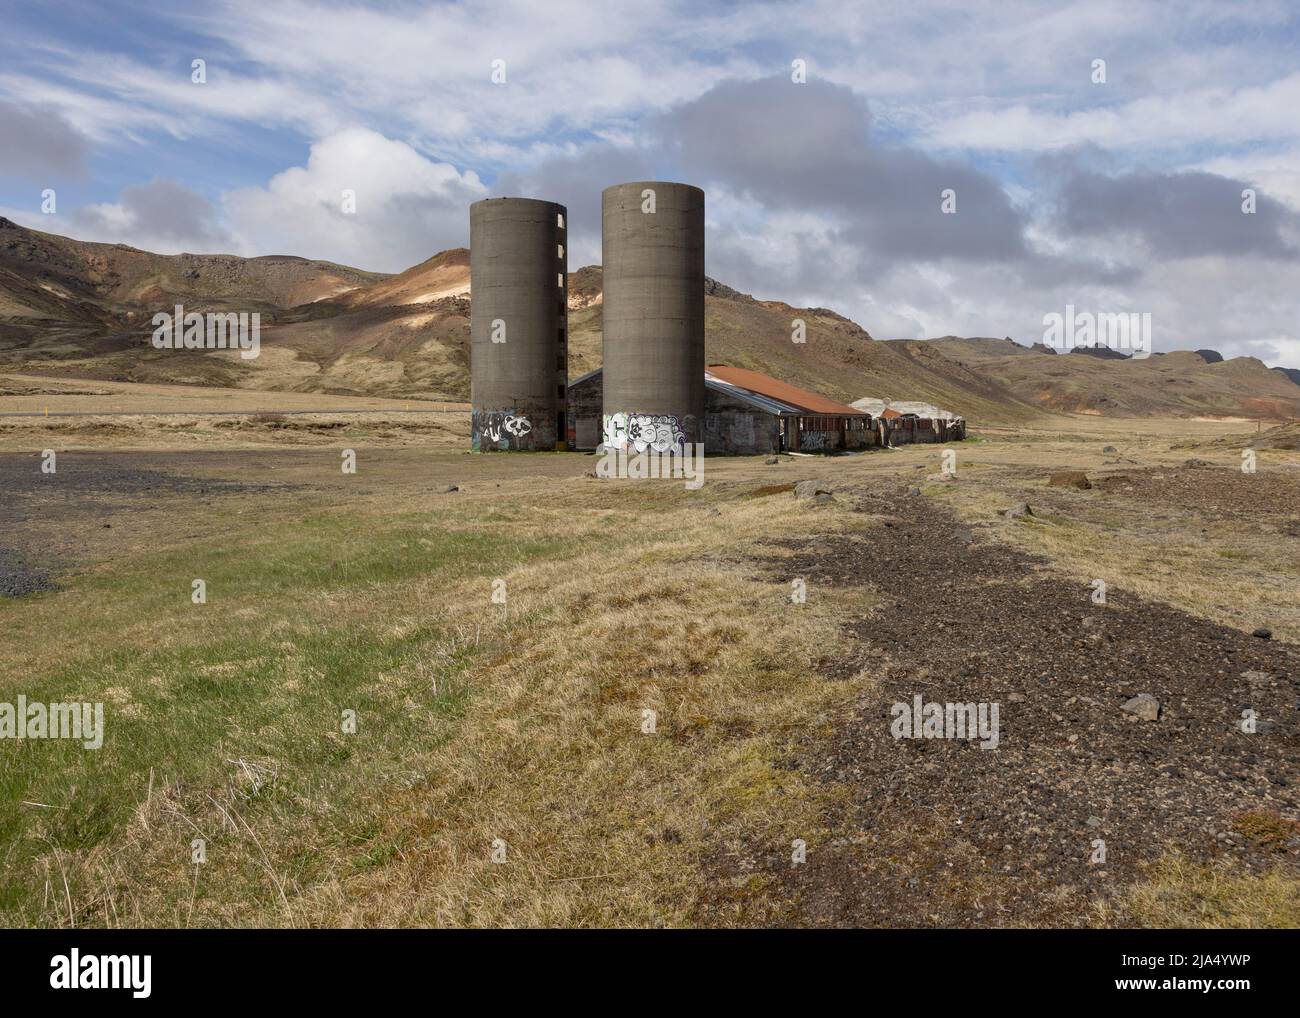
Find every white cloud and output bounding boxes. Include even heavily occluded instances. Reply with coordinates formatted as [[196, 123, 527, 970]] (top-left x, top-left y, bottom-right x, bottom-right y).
[[224, 128, 486, 270], [919, 73, 1300, 154]]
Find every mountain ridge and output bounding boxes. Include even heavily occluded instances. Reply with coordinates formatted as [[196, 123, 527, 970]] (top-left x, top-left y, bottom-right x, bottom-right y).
[[1, 217, 1297, 422]]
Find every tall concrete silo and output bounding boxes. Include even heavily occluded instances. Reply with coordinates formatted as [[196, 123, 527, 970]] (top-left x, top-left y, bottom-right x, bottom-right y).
[[470, 197, 568, 451], [601, 181, 704, 453]]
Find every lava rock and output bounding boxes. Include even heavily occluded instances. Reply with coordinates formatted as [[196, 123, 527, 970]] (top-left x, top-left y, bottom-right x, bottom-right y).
[[794, 479, 834, 499], [1121, 693, 1161, 721]]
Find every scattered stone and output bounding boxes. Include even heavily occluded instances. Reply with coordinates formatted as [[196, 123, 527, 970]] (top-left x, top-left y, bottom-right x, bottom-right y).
[[764, 456, 780, 465], [908, 486, 922, 496], [1183, 458, 1211, 468], [1048, 471, 1092, 490], [794, 479, 834, 499], [0, 547, 57, 598], [1252, 628, 1273, 640], [1002, 502, 1033, 519], [1121, 693, 1161, 721], [1102, 445, 1117, 453], [442, 485, 459, 493], [925, 472, 955, 483], [813, 492, 836, 505]]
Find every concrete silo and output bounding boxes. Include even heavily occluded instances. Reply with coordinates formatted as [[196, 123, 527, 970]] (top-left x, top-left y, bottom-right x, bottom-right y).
[[470, 197, 568, 450], [600, 181, 705, 453]]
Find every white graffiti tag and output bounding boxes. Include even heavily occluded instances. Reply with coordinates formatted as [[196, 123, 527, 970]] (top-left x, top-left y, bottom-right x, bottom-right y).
[[478, 411, 532, 446], [603, 412, 686, 453], [503, 415, 531, 437]]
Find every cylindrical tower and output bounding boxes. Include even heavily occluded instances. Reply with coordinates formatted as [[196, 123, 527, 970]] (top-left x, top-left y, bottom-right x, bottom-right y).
[[470, 197, 568, 450], [600, 181, 704, 453]]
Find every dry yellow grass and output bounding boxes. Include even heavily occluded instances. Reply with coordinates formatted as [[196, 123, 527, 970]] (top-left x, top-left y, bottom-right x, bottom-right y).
[[1096, 854, 1300, 928], [4, 400, 1296, 927], [3, 466, 875, 927]]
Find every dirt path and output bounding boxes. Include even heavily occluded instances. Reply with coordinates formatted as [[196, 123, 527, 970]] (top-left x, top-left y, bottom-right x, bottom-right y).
[[711, 482, 1300, 927]]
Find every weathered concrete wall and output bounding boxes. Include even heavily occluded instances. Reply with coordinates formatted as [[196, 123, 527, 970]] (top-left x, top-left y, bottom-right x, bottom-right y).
[[789, 415, 873, 452], [795, 425, 836, 452], [846, 418, 874, 449], [566, 368, 882, 456], [470, 197, 567, 450], [601, 182, 705, 449], [912, 419, 939, 444], [567, 371, 602, 450], [937, 419, 967, 442], [704, 388, 780, 454]]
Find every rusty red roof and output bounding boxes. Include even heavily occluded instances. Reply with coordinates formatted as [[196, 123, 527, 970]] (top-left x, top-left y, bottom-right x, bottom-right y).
[[705, 365, 868, 416]]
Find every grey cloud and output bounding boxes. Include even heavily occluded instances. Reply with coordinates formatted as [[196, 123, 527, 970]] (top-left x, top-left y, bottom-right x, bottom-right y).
[[1055, 167, 1300, 259], [493, 146, 656, 265], [0, 101, 88, 179], [70, 179, 226, 250], [656, 76, 1029, 264]]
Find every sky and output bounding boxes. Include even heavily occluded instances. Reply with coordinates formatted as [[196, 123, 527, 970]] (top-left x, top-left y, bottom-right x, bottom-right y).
[[1, 0, 1298, 365]]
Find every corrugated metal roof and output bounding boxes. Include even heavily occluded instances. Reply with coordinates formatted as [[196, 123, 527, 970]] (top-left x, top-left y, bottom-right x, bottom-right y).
[[705, 365, 868, 416], [705, 377, 803, 415]]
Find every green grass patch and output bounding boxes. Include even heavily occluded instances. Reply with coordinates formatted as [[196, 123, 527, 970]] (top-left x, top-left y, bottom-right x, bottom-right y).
[[0, 509, 579, 923]]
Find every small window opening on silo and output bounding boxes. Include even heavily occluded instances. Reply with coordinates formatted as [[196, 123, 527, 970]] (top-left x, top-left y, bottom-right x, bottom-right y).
[[556, 212, 565, 229], [558, 244, 564, 259], [557, 273, 564, 288]]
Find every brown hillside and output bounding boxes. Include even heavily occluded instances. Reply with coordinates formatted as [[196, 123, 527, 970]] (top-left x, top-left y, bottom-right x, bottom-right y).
[[2, 217, 1297, 421], [920, 337, 1300, 419], [342, 248, 469, 308]]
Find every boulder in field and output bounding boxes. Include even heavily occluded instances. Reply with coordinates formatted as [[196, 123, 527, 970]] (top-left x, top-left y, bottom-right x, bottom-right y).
[[794, 479, 834, 499], [1048, 471, 1092, 490]]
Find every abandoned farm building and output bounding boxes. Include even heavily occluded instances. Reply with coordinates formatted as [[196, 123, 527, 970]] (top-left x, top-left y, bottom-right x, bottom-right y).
[[850, 397, 967, 445], [568, 364, 874, 454]]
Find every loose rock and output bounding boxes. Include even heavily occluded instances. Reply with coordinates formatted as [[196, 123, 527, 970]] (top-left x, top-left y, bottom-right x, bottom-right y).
[[794, 479, 834, 499], [1121, 693, 1161, 721]]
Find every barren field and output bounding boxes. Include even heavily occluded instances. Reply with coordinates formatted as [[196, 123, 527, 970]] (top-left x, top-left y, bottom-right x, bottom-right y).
[[1, 389, 1296, 927]]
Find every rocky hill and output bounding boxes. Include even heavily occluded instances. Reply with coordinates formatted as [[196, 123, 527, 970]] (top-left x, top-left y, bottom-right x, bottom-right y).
[[2, 216, 1298, 421]]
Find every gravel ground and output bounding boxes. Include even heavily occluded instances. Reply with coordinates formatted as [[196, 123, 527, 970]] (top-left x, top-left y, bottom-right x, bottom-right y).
[[0, 452, 304, 597], [0, 547, 55, 597], [707, 482, 1300, 927]]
